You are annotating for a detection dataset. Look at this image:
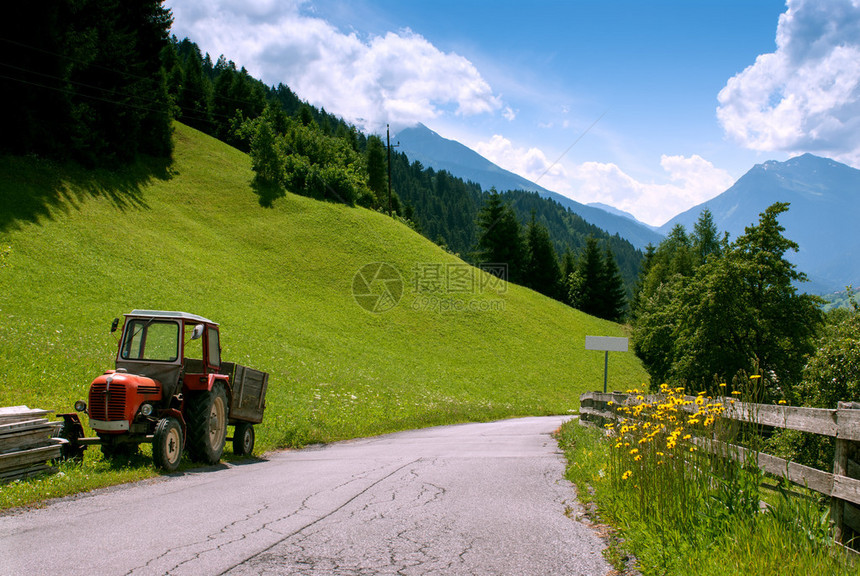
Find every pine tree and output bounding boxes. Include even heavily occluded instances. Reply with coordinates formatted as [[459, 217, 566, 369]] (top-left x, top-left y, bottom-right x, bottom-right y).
[[524, 213, 562, 300], [596, 245, 627, 322], [629, 242, 656, 320], [574, 236, 604, 317], [691, 208, 721, 266], [475, 190, 525, 284], [178, 47, 213, 133]]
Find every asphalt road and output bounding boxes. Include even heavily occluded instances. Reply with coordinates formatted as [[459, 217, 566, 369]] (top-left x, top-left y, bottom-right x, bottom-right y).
[[0, 416, 610, 576]]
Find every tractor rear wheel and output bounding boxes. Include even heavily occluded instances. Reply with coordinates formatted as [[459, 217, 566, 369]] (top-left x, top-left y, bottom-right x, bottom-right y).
[[152, 417, 183, 472], [233, 422, 255, 456], [186, 381, 228, 464]]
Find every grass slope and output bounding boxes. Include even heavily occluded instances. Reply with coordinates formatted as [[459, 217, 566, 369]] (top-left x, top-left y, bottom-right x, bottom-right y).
[[0, 123, 647, 454]]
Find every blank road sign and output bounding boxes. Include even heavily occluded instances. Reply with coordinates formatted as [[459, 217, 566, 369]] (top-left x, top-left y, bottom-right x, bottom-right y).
[[585, 336, 629, 352]]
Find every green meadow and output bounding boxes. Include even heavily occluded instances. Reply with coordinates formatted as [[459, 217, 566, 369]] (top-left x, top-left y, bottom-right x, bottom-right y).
[[0, 123, 647, 506]]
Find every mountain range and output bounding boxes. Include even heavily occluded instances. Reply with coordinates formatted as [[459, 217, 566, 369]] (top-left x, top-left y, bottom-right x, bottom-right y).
[[395, 124, 664, 250], [662, 153, 860, 294], [396, 124, 860, 295]]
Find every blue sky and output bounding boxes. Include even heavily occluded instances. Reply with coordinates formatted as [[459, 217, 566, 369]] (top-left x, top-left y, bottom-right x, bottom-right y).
[[166, 1, 860, 226]]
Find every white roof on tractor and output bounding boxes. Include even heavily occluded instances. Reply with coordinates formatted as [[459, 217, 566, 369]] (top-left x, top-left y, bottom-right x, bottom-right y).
[[125, 309, 217, 325]]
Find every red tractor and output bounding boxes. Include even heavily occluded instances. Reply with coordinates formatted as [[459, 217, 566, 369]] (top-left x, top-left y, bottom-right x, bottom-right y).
[[58, 310, 268, 471]]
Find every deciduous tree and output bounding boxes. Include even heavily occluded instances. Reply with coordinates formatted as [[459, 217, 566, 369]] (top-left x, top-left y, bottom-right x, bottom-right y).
[[633, 202, 823, 397]]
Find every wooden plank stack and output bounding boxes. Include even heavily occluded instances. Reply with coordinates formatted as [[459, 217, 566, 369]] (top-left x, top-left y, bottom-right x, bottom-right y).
[[0, 406, 65, 482]]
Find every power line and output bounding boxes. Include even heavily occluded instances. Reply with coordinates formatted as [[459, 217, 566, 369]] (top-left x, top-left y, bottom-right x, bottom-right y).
[[0, 73, 170, 117], [534, 109, 608, 186], [0, 35, 270, 111], [0, 36, 158, 85]]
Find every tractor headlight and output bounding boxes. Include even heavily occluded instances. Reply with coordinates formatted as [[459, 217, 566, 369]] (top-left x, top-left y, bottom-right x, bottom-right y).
[[74, 400, 87, 412], [140, 403, 153, 417]]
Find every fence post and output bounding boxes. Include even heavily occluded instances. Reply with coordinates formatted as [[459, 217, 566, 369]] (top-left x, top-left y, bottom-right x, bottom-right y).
[[832, 401, 850, 543], [580, 393, 591, 424]]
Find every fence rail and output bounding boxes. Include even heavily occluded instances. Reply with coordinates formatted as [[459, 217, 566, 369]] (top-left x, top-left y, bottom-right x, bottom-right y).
[[579, 391, 860, 544]]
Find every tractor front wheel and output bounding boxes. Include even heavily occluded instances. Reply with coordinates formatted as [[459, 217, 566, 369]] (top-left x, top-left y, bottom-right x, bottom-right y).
[[153, 417, 183, 472], [186, 382, 228, 464]]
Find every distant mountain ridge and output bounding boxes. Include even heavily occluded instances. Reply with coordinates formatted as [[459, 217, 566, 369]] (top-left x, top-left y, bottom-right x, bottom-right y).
[[587, 202, 660, 230], [396, 125, 860, 294], [396, 123, 664, 250], [661, 154, 860, 294]]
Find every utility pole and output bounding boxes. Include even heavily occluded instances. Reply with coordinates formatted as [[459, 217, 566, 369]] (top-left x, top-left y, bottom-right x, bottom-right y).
[[386, 124, 399, 216]]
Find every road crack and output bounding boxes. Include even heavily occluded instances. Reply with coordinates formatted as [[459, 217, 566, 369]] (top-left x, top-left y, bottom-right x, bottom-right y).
[[216, 458, 421, 575]]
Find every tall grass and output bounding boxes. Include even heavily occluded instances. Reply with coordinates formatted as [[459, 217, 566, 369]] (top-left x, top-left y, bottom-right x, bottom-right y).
[[559, 382, 857, 575]]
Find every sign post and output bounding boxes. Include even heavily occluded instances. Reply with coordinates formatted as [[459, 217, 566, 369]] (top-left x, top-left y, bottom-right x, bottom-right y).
[[585, 336, 629, 393]]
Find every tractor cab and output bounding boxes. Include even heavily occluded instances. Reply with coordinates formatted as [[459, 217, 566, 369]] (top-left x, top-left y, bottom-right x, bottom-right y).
[[114, 310, 222, 400]]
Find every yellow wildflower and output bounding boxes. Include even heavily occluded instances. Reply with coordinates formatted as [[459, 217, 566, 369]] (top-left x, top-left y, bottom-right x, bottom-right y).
[[622, 470, 632, 480], [778, 400, 787, 405]]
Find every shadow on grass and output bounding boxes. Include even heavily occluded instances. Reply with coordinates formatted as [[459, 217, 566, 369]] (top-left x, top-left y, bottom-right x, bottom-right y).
[[101, 451, 153, 471], [251, 176, 285, 208], [0, 153, 174, 232]]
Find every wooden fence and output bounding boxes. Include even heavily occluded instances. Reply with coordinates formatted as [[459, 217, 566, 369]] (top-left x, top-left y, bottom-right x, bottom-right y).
[[580, 391, 860, 544]]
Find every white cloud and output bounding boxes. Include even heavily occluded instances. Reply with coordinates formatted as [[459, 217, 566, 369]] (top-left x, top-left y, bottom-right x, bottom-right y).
[[570, 156, 735, 227], [474, 134, 569, 189], [166, 0, 502, 133], [475, 134, 734, 226], [717, 0, 860, 166]]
